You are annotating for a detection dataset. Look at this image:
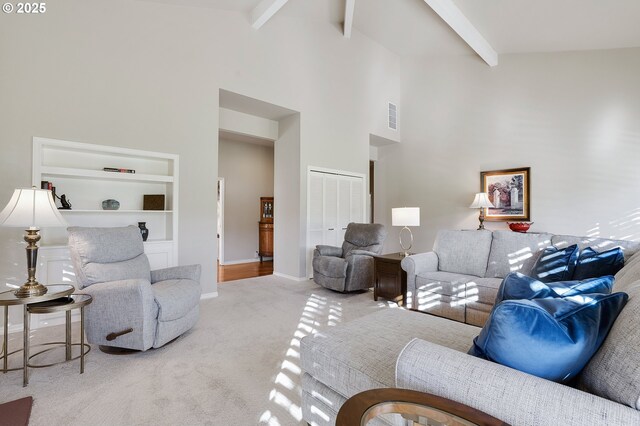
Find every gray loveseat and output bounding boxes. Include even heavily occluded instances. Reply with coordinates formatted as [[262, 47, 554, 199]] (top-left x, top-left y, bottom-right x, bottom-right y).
[[301, 231, 640, 425], [401, 230, 640, 326]]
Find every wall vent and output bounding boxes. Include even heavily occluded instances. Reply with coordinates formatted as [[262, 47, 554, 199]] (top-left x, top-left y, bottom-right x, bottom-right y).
[[388, 102, 397, 131]]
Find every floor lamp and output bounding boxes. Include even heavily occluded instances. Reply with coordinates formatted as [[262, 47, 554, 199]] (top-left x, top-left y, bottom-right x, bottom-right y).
[[392, 207, 420, 257], [0, 187, 68, 297]]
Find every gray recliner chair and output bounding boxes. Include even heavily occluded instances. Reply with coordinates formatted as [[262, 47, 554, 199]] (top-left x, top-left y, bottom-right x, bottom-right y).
[[67, 226, 201, 352], [312, 222, 387, 293]]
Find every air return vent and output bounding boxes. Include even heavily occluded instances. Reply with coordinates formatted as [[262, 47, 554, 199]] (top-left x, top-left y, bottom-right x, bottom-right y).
[[388, 102, 397, 131]]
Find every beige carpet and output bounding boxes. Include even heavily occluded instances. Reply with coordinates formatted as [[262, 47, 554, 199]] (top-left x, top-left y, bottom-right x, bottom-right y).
[[0, 275, 396, 425]]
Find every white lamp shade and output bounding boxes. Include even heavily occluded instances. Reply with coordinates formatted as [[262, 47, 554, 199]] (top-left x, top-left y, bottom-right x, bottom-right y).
[[0, 188, 67, 228], [469, 192, 494, 209], [392, 207, 420, 227]]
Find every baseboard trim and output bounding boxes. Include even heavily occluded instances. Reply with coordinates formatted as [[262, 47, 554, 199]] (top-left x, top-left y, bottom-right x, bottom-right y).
[[200, 291, 219, 300], [273, 272, 308, 282]]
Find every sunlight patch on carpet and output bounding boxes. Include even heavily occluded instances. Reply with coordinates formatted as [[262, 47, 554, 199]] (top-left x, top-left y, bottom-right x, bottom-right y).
[[258, 293, 343, 424]]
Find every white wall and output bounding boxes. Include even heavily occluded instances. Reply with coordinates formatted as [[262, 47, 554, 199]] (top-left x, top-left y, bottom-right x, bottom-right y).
[[218, 138, 274, 263], [0, 0, 401, 300], [377, 48, 640, 254], [219, 108, 279, 141]]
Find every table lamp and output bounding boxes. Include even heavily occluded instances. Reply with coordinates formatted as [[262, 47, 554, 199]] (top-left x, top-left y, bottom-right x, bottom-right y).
[[469, 192, 494, 230], [0, 187, 68, 297], [392, 207, 420, 257]]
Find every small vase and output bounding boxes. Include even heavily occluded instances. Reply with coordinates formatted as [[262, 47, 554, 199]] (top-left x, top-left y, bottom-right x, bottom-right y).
[[138, 222, 149, 242]]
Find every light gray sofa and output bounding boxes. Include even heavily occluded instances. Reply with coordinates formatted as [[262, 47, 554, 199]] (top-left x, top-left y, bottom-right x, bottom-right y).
[[301, 231, 640, 425], [68, 226, 201, 351], [312, 223, 386, 292], [401, 230, 640, 326]]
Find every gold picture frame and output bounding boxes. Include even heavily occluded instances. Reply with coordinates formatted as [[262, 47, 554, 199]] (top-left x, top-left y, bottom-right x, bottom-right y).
[[481, 167, 530, 221]]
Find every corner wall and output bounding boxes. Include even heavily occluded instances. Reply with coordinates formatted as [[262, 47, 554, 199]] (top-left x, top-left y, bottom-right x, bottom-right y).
[[377, 48, 640, 253]]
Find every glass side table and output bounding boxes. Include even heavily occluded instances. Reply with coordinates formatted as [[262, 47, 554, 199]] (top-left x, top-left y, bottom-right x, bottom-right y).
[[336, 388, 509, 426], [27, 294, 92, 379], [0, 284, 74, 386]]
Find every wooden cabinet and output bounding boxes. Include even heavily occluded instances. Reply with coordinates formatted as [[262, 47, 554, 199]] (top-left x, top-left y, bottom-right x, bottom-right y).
[[258, 197, 273, 261], [373, 253, 407, 305]]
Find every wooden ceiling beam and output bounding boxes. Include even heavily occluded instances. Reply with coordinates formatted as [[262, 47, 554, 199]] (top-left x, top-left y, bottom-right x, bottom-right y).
[[423, 0, 498, 66], [343, 0, 356, 38], [251, 0, 289, 30]]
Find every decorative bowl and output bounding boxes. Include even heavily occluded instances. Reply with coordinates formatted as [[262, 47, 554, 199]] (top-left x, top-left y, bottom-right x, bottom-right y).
[[102, 199, 120, 210], [507, 222, 533, 233]]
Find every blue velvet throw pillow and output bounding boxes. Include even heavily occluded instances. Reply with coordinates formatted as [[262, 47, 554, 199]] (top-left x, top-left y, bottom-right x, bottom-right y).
[[469, 292, 628, 383], [531, 244, 579, 282], [572, 247, 625, 281], [495, 272, 614, 304]]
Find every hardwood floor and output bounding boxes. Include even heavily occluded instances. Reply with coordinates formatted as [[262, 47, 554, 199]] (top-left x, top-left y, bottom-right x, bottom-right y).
[[217, 260, 273, 283]]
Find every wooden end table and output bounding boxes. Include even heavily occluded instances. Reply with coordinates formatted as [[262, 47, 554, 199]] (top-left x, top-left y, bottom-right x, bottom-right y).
[[337, 388, 509, 426], [373, 253, 407, 305]]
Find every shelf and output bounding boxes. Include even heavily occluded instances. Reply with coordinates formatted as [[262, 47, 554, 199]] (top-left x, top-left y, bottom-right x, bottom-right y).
[[59, 210, 174, 213], [41, 240, 175, 250], [41, 166, 174, 183]]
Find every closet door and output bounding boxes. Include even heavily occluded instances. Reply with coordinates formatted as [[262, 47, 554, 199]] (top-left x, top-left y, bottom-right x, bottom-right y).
[[324, 175, 339, 247], [308, 171, 325, 270], [307, 170, 366, 278]]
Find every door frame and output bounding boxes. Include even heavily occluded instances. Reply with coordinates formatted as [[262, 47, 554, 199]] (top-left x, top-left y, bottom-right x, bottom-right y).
[[306, 166, 367, 278], [217, 177, 225, 266]]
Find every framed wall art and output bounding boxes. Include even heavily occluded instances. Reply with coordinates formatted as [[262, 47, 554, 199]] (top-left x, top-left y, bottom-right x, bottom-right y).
[[481, 167, 530, 221]]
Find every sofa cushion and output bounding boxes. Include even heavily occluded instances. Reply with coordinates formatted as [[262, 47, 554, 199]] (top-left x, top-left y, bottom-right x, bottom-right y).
[[531, 244, 579, 282], [581, 281, 640, 409], [152, 279, 201, 322], [434, 230, 493, 277], [300, 308, 479, 399], [470, 292, 628, 383], [614, 251, 640, 293], [484, 231, 553, 278], [573, 247, 625, 280], [495, 272, 614, 303], [552, 235, 640, 261], [415, 271, 474, 297]]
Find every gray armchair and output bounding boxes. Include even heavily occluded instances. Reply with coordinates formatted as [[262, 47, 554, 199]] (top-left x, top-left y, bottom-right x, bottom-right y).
[[312, 223, 387, 292], [67, 226, 201, 352]]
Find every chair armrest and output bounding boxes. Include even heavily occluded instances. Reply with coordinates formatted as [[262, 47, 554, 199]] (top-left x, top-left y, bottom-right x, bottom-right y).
[[315, 245, 343, 257], [396, 338, 640, 426], [401, 252, 439, 309], [151, 264, 201, 283], [80, 279, 157, 350]]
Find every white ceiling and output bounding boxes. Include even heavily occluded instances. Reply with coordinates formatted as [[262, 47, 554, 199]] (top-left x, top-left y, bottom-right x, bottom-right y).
[[144, 0, 640, 57]]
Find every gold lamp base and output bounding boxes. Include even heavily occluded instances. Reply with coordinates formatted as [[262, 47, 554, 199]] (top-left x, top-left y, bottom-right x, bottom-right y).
[[14, 282, 48, 298], [14, 228, 48, 298]]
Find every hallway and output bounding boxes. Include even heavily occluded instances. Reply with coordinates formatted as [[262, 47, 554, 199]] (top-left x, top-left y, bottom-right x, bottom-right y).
[[217, 261, 273, 283]]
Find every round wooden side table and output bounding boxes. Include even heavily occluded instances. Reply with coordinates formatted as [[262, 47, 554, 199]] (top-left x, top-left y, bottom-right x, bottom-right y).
[[336, 388, 509, 426]]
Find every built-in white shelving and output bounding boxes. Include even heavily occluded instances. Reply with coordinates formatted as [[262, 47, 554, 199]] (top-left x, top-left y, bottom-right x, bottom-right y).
[[33, 137, 179, 269]]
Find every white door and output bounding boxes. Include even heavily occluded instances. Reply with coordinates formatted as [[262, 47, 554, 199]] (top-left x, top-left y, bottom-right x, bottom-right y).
[[307, 169, 366, 277]]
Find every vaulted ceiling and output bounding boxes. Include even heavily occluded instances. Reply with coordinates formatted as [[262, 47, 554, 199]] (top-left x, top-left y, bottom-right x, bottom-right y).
[[145, 0, 640, 64]]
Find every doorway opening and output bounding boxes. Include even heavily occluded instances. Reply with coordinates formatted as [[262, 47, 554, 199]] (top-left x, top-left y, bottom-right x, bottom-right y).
[[217, 89, 298, 282]]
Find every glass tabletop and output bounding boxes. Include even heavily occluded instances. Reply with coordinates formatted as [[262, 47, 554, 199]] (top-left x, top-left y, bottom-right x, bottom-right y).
[[28, 294, 92, 314], [0, 285, 75, 306], [337, 389, 508, 426]]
